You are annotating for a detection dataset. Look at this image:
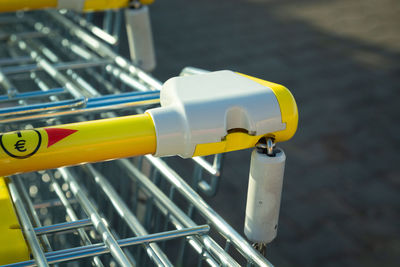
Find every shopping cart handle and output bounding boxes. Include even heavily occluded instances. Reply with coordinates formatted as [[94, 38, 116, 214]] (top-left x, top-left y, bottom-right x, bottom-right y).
[[147, 70, 298, 157], [0, 0, 154, 13], [0, 71, 297, 176]]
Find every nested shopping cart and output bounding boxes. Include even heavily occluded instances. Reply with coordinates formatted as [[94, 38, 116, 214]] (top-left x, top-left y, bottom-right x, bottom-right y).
[[0, 2, 298, 267]]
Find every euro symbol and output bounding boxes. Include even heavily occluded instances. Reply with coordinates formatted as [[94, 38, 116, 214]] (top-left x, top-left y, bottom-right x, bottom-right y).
[[14, 140, 27, 152]]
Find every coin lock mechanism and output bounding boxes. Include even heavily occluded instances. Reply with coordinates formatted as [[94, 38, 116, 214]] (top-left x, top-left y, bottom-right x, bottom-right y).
[[125, 5, 156, 72], [147, 70, 297, 246]]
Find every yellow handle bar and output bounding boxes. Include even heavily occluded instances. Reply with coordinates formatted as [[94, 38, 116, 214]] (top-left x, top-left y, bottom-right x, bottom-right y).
[[0, 0, 155, 12], [0, 114, 156, 177]]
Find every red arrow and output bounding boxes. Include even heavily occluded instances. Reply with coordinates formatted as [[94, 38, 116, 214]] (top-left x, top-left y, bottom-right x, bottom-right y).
[[44, 128, 77, 148]]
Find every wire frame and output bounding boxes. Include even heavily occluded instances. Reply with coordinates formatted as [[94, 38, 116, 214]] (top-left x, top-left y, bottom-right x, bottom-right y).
[[0, 9, 272, 267]]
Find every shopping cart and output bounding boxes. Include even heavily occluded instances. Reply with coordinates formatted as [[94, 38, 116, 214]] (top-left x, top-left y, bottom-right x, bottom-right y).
[[0, 4, 297, 267]]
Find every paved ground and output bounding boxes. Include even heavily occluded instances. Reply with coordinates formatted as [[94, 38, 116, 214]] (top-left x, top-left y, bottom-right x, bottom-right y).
[[149, 0, 399, 266]]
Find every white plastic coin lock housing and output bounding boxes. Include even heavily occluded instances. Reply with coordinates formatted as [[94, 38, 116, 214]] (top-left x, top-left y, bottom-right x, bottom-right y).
[[146, 70, 298, 158], [125, 6, 156, 72]]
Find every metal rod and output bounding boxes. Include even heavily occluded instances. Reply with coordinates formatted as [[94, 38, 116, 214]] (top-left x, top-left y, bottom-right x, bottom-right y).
[[0, 87, 159, 116], [30, 72, 61, 103], [1, 30, 158, 124], [0, 97, 86, 116], [59, 167, 133, 267], [195, 154, 224, 197], [83, 164, 174, 267], [5, 225, 209, 267], [33, 13, 159, 96], [0, 88, 65, 102], [0, 29, 159, 120], [112, 9, 123, 48], [66, 11, 117, 45], [1, 59, 113, 75], [34, 218, 93, 235], [118, 158, 240, 267], [8, 179, 49, 267], [46, 10, 163, 90], [9, 23, 157, 108], [192, 156, 220, 176], [27, 37, 100, 98], [34, 15, 157, 106], [0, 56, 32, 66], [14, 38, 83, 99], [102, 10, 113, 35], [86, 67, 121, 94], [0, 69, 17, 96], [0, 98, 159, 124], [145, 155, 273, 267], [14, 177, 53, 252], [48, 172, 105, 267], [31, 20, 129, 96], [105, 64, 150, 92], [0, 31, 46, 41]]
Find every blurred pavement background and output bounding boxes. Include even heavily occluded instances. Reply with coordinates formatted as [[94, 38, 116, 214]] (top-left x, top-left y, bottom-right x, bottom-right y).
[[146, 0, 399, 266]]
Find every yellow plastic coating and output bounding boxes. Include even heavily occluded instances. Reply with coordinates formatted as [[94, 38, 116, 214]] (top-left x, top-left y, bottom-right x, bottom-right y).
[[0, 0, 130, 12], [83, 0, 130, 11], [0, 0, 57, 12], [193, 132, 264, 157], [193, 74, 298, 157], [0, 177, 30, 265], [238, 73, 298, 142], [0, 114, 156, 177], [139, 0, 155, 5]]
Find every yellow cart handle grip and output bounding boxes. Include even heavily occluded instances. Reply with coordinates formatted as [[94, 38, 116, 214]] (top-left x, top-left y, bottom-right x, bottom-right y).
[[0, 71, 298, 177], [0, 114, 156, 176], [0, 0, 153, 13]]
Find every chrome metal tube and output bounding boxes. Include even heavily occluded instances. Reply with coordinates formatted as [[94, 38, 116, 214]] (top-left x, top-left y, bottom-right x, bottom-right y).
[[0, 98, 159, 124], [8, 179, 49, 267], [0, 70, 17, 96], [0, 88, 65, 101], [27, 37, 101, 98], [145, 155, 273, 267], [66, 11, 117, 45], [48, 172, 105, 267], [193, 154, 224, 197], [1, 59, 113, 75], [46, 10, 163, 90], [5, 226, 209, 267], [105, 64, 149, 92], [83, 164, 173, 267], [118, 158, 240, 267], [34, 219, 92, 235], [14, 38, 83, 99], [192, 156, 220, 176], [59, 168, 133, 267], [14, 177, 53, 252], [0, 56, 32, 66], [0, 31, 46, 41]]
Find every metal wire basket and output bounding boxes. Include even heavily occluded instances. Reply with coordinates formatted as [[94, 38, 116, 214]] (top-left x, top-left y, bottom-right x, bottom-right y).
[[0, 9, 272, 267]]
